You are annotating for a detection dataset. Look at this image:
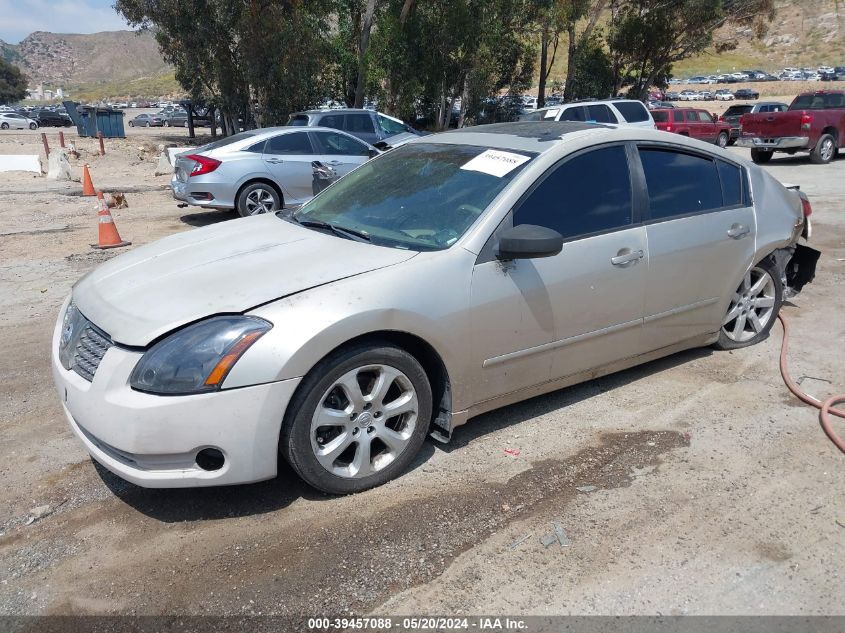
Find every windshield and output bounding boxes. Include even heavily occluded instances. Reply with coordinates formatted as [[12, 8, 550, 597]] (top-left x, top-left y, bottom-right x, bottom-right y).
[[291, 142, 535, 251]]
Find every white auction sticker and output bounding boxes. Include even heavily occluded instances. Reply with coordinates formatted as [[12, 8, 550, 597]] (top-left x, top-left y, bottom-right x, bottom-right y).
[[460, 149, 530, 178]]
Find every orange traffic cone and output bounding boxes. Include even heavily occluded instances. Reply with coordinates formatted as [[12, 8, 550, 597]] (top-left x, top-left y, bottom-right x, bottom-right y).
[[92, 191, 131, 250], [81, 164, 95, 197]]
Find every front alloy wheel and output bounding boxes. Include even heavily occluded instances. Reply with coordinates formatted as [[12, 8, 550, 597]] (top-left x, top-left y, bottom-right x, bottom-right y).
[[311, 365, 419, 479], [716, 260, 782, 349], [281, 343, 432, 494]]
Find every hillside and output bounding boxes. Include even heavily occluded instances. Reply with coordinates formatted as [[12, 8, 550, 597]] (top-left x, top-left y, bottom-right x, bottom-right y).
[[544, 0, 843, 84], [0, 30, 175, 99]]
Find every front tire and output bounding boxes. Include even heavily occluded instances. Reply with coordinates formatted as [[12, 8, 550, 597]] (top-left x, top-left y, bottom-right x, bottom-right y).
[[715, 258, 782, 350], [810, 133, 836, 164], [236, 182, 281, 217], [717, 131, 729, 148], [280, 342, 433, 494], [1, 122, 9, 130], [751, 148, 773, 164]]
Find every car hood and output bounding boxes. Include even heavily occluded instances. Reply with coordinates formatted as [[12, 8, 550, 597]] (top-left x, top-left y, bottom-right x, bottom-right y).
[[73, 214, 417, 346]]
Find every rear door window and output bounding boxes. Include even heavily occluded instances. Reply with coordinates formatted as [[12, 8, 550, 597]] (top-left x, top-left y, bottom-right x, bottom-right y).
[[318, 114, 345, 129], [265, 131, 314, 155], [586, 104, 618, 124], [717, 160, 743, 207], [638, 148, 723, 220], [345, 113, 376, 134], [686, 111, 700, 122], [672, 110, 684, 122], [559, 106, 586, 122], [613, 101, 650, 123], [514, 145, 633, 240]]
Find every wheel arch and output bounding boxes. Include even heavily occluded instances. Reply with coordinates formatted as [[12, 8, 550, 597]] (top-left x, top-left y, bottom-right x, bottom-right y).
[[283, 329, 454, 443], [820, 126, 839, 143], [235, 177, 285, 209]]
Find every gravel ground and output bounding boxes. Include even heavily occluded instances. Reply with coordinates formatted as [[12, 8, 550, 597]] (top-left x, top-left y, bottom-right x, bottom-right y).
[[0, 124, 842, 619]]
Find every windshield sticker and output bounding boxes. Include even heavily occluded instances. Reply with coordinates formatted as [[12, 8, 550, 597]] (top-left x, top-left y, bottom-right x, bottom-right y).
[[460, 149, 531, 178]]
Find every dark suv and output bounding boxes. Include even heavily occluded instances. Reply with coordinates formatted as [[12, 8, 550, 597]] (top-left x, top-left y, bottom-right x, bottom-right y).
[[33, 109, 72, 127], [287, 109, 423, 147]]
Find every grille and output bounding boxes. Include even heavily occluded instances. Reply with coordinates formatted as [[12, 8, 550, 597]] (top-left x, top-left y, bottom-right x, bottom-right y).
[[72, 322, 113, 382]]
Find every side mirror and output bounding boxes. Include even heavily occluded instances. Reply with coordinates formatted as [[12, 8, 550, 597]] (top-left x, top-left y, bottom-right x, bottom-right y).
[[497, 224, 563, 260], [368, 148, 379, 158]]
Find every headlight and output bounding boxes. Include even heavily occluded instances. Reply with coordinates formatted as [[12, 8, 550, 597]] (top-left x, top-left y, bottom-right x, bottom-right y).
[[129, 316, 272, 395], [58, 300, 85, 370]]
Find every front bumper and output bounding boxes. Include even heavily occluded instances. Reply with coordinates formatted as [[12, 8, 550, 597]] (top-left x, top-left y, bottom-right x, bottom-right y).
[[736, 136, 809, 150], [51, 304, 301, 488]]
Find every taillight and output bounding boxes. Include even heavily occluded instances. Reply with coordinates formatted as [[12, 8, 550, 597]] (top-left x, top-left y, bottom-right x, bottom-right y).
[[186, 154, 221, 177], [800, 194, 812, 217], [800, 112, 812, 130]]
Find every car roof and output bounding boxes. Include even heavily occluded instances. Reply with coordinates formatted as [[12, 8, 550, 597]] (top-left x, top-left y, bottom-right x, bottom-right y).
[[294, 109, 374, 115], [415, 121, 747, 162]]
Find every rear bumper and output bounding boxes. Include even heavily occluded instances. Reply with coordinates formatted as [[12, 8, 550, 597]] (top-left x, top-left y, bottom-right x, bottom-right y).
[[736, 136, 809, 150], [170, 175, 235, 209]]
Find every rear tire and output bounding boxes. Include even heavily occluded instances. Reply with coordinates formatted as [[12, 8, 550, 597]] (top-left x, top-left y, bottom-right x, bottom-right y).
[[809, 133, 836, 164], [714, 258, 782, 350], [236, 182, 282, 217], [280, 342, 432, 495], [751, 148, 773, 164]]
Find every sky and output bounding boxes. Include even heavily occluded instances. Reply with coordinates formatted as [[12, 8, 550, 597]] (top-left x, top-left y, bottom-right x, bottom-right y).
[[0, 0, 131, 43]]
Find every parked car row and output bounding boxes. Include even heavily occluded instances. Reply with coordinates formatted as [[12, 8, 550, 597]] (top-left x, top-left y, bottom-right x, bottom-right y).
[[671, 66, 845, 83], [666, 88, 760, 102]]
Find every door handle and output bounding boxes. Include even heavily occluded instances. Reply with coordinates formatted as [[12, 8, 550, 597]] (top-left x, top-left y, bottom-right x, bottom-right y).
[[265, 158, 283, 164], [726, 223, 750, 239], [611, 249, 644, 266], [327, 160, 342, 166]]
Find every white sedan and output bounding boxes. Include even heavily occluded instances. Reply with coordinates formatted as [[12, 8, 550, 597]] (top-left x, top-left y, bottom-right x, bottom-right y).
[[715, 90, 735, 101], [0, 112, 38, 130]]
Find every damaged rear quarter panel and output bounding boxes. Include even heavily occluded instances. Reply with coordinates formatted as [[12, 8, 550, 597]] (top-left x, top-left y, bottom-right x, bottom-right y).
[[749, 166, 804, 265]]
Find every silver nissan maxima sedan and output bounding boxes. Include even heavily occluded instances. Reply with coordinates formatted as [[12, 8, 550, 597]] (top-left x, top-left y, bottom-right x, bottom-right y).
[[53, 122, 816, 494]]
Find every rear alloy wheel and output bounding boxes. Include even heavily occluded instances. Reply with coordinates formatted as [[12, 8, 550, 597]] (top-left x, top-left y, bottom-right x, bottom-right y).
[[184, 121, 189, 128], [750, 148, 773, 164], [715, 259, 782, 350], [236, 182, 281, 217], [810, 133, 836, 165], [717, 131, 729, 148], [281, 343, 432, 494]]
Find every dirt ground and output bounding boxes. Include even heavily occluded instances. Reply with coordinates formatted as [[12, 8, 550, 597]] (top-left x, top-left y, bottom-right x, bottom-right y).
[[0, 117, 843, 621]]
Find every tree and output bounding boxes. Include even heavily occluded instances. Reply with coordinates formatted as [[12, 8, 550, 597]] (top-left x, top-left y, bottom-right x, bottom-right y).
[[566, 31, 613, 99], [0, 58, 28, 105], [608, 0, 775, 99], [115, 0, 335, 131]]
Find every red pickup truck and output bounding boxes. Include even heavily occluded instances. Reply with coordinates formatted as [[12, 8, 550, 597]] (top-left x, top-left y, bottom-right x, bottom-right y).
[[737, 90, 845, 164]]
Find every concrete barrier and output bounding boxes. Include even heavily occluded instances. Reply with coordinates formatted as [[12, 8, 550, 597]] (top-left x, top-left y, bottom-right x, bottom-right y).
[[0, 155, 41, 174]]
